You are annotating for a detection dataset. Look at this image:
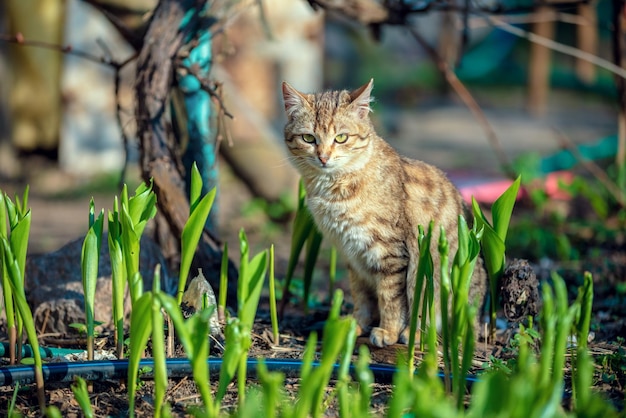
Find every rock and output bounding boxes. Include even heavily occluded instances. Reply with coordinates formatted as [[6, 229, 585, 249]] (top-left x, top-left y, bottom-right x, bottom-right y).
[[25, 233, 173, 335], [500, 258, 542, 323]]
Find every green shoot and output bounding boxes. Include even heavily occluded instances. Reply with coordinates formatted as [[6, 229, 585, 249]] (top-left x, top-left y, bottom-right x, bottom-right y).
[[178, 162, 216, 305], [268, 244, 279, 345], [218, 241, 228, 322], [407, 221, 434, 374], [472, 175, 521, 339], [107, 197, 126, 358], [255, 359, 285, 417], [0, 188, 31, 365], [280, 180, 320, 314], [294, 290, 355, 418], [236, 229, 268, 407], [71, 377, 94, 418], [127, 281, 154, 416], [1, 237, 45, 411], [151, 266, 169, 417], [81, 199, 104, 361], [160, 292, 217, 417], [0, 191, 17, 365], [120, 181, 157, 304]]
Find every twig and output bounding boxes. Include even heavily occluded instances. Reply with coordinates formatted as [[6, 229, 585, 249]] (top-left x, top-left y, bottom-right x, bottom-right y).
[[0, 32, 131, 69], [553, 129, 626, 209], [466, 11, 593, 30], [406, 25, 516, 178], [176, 62, 235, 119], [481, 13, 626, 80]]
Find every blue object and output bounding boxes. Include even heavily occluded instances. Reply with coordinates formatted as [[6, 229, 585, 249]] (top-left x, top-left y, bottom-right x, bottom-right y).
[[540, 135, 618, 173], [173, 3, 218, 233]]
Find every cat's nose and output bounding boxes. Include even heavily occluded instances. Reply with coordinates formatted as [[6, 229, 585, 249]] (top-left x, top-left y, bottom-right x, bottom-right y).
[[318, 154, 329, 165]]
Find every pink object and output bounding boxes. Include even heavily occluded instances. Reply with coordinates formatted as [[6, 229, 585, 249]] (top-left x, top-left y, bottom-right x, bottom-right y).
[[457, 171, 574, 204]]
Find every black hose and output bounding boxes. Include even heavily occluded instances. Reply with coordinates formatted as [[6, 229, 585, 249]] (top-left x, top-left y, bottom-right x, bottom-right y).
[[0, 357, 480, 386]]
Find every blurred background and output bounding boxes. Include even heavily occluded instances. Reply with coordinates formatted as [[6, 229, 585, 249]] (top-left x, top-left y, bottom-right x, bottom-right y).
[[0, 0, 620, 259]]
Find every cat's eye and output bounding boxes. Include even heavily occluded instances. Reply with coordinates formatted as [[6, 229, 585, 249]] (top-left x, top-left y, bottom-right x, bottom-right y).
[[301, 134, 316, 143], [335, 133, 348, 143]]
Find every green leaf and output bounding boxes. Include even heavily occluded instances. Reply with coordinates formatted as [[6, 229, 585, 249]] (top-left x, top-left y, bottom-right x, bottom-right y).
[[178, 186, 216, 304], [128, 291, 153, 415], [71, 377, 94, 418], [240, 251, 268, 328], [491, 176, 521, 242], [282, 181, 315, 301], [9, 210, 31, 279], [216, 318, 245, 402], [189, 162, 202, 213], [0, 193, 7, 238], [127, 181, 157, 235], [151, 267, 167, 418]]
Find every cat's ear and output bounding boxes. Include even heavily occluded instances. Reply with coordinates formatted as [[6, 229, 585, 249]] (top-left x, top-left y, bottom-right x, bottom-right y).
[[349, 79, 374, 119], [282, 82, 309, 118]]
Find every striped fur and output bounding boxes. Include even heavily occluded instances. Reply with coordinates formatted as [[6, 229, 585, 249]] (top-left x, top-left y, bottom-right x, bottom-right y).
[[282, 79, 488, 347]]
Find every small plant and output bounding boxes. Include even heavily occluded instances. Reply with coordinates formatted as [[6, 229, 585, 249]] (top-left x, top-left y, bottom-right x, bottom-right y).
[[472, 175, 521, 339], [0, 188, 46, 411], [466, 273, 618, 418], [292, 289, 357, 418], [177, 162, 216, 305], [119, 181, 157, 304], [71, 377, 94, 418], [268, 244, 280, 345], [107, 196, 126, 358], [407, 221, 434, 374], [127, 265, 170, 418], [0, 188, 30, 365], [439, 217, 481, 407], [229, 229, 268, 407], [81, 199, 104, 361], [161, 292, 218, 417], [280, 180, 323, 315]]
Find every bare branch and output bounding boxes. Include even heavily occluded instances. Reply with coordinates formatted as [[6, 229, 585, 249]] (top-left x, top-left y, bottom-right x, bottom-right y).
[[481, 13, 626, 80], [406, 25, 516, 178]]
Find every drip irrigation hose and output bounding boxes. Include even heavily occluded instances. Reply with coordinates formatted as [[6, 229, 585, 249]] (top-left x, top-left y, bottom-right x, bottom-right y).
[[0, 357, 480, 387], [0, 343, 84, 359]]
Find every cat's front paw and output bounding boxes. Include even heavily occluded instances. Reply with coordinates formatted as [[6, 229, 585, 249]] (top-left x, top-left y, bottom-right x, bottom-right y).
[[370, 327, 399, 347]]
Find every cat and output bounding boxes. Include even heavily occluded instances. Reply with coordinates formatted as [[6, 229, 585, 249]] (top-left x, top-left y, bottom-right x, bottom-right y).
[[281, 79, 488, 347]]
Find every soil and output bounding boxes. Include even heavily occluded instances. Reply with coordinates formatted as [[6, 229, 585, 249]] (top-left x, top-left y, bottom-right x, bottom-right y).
[[0, 153, 624, 416]]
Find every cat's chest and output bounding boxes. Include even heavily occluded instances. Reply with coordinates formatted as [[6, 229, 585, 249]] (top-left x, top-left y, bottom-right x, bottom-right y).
[[305, 177, 395, 265]]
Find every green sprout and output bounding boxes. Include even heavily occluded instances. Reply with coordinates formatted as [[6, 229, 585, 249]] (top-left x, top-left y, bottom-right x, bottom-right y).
[[280, 180, 323, 314], [81, 199, 104, 361], [160, 291, 218, 417], [108, 196, 126, 358], [120, 181, 157, 304], [71, 377, 94, 418], [1, 230, 45, 411], [0, 188, 30, 365], [177, 162, 216, 305], [127, 265, 170, 418], [472, 175, 520, 340], [268, 244, 280, 345]]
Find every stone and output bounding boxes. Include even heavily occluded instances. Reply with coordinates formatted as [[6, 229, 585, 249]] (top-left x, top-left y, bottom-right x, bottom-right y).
[[25, 233, 173, 335]]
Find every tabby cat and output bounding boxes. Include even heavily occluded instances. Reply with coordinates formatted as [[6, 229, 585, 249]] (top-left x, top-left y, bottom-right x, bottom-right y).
[[281, 79, 488, 347]]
